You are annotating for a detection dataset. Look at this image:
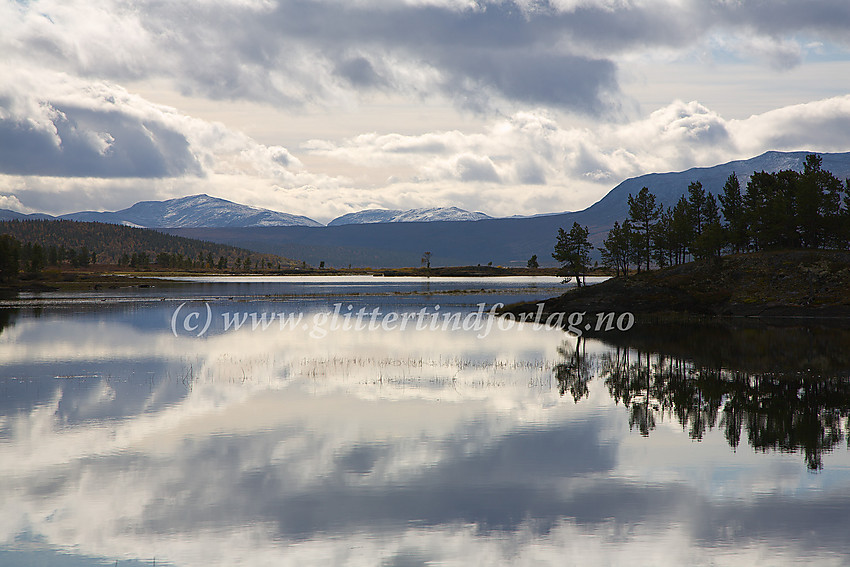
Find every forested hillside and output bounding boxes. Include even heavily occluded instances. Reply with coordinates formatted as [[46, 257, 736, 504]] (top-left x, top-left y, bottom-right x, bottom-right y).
[[0, 220, 297, 279], [593, 154, 850, 276]]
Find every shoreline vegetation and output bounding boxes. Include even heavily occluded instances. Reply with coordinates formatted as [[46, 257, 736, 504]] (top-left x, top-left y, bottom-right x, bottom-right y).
[[529, 153, 850, 324], [504, 249, 850, 322]]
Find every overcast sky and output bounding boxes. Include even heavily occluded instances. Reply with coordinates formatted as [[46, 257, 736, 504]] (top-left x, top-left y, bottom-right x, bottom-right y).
[[3, 0, 850, 223]]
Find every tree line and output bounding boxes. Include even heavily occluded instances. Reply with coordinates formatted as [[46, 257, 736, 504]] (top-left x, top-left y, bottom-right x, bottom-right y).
[[554, 154, 850, 277], [0, 237, 104, 281], [0, 219, 297, 281]]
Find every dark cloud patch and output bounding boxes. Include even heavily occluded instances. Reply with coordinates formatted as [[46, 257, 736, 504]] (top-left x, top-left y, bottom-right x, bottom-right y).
[[441, 49, 618, 113], [285, 1, 621, 111], [713, 0, 850, 38], [11, 0, 850, 119], [0, 102, 203, 178], [151, 0, 838, 112], [337, 443, 389, 474], [134, 0, 626, 114], [381, 550, 431, 567], [335, 56, 384, 87]]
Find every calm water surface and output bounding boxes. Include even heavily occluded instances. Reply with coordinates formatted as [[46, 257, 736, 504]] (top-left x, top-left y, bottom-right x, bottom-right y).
[[1, 276, 849, 566]]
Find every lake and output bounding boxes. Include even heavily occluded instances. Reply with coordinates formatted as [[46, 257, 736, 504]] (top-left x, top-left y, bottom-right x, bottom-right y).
[[1, 276, 849, 566]]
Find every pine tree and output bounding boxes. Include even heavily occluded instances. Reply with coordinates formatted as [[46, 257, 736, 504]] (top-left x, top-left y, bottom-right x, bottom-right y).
[[600, 221, 635, 277], [627, 187, 661, 271], [652, 207, 674, 268], [797, 154, 843, 248], [671, 196, 691, 264], [719, 173, 747, 253], [553, 222, 593, 286], [686, 181, 708, 246]]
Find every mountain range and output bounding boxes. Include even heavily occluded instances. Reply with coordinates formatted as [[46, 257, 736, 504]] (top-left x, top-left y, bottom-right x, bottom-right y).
[[0, 195, 492, 228], [3, 151, 850, 266], [0, 194, 321, 228]]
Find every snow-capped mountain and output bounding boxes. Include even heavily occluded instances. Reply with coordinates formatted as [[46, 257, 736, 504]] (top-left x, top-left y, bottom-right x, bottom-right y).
[[327, 209, 404, 225], [1, 199, 491, 228], [328, 207, 491, 226], [58, 194, 322, 228]]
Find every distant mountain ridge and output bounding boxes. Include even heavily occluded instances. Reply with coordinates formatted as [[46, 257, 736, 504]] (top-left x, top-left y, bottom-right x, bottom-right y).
[[60, 194, 323, 228], [0, 210, 54, 222], [0, 196, 492, 228], [0, 194, 322, 228], [164, 151, 850, 267], [328, 207, 491, 226]]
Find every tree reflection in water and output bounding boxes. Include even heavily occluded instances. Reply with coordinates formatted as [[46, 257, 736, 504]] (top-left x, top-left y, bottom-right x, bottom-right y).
[[0, 308, 18, 337], [555, 323, 850, 470]]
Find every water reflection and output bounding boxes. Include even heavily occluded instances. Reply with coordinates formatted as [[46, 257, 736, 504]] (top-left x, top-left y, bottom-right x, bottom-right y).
[[556, 323, 850, 470], [2, 296, 850, 566], [0, 307, 17, 335], [11, 275, 583, 308]]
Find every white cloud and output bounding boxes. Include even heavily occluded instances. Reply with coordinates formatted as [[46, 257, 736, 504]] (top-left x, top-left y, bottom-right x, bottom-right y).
[[0, 66, 321, 180], [298, 95, 850, 218], [6, 0, 847, 115], [2, 0, 850, 222], [730, 95, 850, 153], [0, 194, 33, 213], [0, 67, 204, 178], [0, 67, 346, 216], [4, 85, 850, 222]]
